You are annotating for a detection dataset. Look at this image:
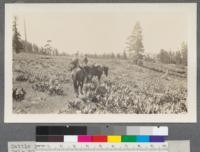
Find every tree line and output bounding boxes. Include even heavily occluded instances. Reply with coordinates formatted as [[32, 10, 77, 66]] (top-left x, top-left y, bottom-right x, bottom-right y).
[[13, 16, 187, 66], [83, 51, 127, 59], [126, 22, 188, 66], [13, 17, 59, 56], [157, 42, 187, 65]]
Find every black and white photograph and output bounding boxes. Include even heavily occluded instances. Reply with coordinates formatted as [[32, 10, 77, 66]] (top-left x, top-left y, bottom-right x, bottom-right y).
[[4, 3, 197, 122]]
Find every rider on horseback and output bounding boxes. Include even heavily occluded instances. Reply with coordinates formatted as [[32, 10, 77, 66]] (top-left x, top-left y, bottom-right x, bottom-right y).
[[70, 52, 80, 71], [70, 53, 90, 97], [83, 54, 88, 66]]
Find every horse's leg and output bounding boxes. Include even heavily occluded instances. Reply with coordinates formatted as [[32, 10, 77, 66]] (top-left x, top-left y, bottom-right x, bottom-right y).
[[87, 75, 91, 83], [80, 80, 84, 95], [89, 74, 93, 82], [98, 74, 101, 84], [77, 83, 80, 96], [73, 81, 79, 97], [85, 75, 89, 83], [89, 75, 92, 81]]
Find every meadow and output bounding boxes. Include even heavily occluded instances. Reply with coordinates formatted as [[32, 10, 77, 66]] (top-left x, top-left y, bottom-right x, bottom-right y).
[[12, 53, 187, 114]]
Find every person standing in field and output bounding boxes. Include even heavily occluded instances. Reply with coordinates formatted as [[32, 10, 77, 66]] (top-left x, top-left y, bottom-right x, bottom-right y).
[[70, 52, 80, 71], [83, 54, 88, 66], [82, 54, 91, 82]]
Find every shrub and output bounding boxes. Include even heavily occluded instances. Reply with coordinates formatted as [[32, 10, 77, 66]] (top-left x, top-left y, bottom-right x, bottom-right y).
[[16, 74, 29, 82]]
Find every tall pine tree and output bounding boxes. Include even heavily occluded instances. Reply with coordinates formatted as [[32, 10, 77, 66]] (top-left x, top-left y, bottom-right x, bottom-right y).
[[126, 22, 144, 64], [13, 16, 23, 53]]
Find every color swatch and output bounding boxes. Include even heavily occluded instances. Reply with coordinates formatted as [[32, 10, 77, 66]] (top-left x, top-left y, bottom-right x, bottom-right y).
[[36, 126, 167, 143], [36, 126, 87, 135], [92, 136, 107, 142], [107, 136, 121, 142], [36, 135, 166, 142], [78, 135, 92, 142], [36, 126, 168, 136], [121, 135, 136, 142]]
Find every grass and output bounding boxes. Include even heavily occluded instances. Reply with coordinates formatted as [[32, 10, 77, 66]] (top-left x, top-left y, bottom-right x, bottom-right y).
[[12, 53, 187, 114]]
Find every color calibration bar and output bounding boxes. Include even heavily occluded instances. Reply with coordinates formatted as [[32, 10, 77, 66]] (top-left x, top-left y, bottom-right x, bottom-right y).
[[36, 126, 168, 136], [36, 135, 166, 142]]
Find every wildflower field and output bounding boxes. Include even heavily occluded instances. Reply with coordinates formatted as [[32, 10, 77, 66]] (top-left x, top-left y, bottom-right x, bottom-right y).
[[13, 53, 187, 114]]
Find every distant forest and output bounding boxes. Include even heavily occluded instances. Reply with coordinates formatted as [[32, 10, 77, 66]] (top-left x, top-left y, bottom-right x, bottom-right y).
[[13, 17, 187, 66]]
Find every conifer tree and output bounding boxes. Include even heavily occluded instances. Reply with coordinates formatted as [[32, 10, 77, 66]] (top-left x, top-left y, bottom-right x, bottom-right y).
[[13, 17, 23, 53]]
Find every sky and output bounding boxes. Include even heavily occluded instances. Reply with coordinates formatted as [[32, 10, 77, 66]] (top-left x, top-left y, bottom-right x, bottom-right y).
[[14, 6, 189, 55]]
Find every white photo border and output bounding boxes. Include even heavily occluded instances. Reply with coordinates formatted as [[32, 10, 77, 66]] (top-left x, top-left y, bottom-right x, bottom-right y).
[[4, 3, 197, 123]]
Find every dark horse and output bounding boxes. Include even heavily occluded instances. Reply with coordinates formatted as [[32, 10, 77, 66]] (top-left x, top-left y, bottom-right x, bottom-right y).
[[87, 64, 109, 82], [71, 66, 90, 97], [71, 64, 108, 97]]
